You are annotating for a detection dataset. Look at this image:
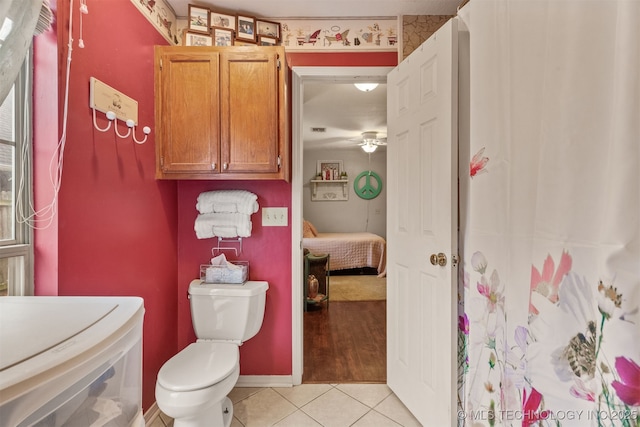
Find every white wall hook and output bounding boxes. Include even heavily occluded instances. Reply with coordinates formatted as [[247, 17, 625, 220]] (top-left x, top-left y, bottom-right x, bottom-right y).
[[90, 77, 151, 144], [114, 118, 132, 138], [127, 119, 151, 144], [93, 108, 113, 132]]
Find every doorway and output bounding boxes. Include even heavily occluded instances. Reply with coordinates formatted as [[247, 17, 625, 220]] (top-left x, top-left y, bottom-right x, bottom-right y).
[[291, 67, 393, 385]]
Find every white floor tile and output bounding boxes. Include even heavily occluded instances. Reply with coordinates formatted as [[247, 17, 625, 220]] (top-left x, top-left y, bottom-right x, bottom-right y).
[[273, 409, 323, 426], [229, 387, 263, 403], [158, 411, 172, 425], [301, 388, 370, 427], [352, 410, 403, 426], [147, 416, 166, 427], [373, 393, 422, 427], [273, 383, 333, 407], [335, 383, 392, 408], [233, 388, 297, 427], [154, 384, 422, 427]]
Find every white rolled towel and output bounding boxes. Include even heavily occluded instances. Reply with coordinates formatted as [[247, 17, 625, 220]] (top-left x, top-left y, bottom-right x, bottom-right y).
[[194, 213, 252, 239], [196, 190, 259, 215]]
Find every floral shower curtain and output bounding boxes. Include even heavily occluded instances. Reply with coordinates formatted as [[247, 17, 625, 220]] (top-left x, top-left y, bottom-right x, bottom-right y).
[[457, 1, 640, 426]]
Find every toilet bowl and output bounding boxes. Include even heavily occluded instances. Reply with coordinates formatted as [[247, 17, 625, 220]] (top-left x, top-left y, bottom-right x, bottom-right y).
[[155, 280, 268, 427], [156, 342, 239, 427]]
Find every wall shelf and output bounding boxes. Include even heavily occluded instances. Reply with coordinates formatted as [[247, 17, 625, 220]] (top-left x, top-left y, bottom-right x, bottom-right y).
[[310, 179, 349, 201]]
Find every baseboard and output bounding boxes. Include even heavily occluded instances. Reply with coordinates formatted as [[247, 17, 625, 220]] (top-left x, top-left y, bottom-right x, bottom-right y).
[[235, 375, 293, 388], [144, 402, 161, 424]]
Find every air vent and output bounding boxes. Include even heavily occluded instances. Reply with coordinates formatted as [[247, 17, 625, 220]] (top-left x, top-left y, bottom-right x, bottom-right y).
[[311, 127, 326, 132]]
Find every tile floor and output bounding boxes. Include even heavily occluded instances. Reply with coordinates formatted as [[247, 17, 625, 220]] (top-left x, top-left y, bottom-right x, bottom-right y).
[[148, 383, 421, 427]]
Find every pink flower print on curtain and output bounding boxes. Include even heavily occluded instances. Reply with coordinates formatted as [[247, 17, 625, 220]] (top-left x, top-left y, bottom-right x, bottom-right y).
[[477, 269, 504, 313], [521, 387, 552, 427], [470, 147, 489, 178], [612, 356, 640, 406], [529, 251, 572, 315]]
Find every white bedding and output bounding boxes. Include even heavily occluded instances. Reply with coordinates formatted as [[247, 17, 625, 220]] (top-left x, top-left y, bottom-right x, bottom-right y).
[[303, 232, 387, 277]]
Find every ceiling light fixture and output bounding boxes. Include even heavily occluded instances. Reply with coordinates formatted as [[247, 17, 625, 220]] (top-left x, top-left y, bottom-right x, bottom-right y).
[[361, 142, 378, 153], [354, 83, 378, 92]]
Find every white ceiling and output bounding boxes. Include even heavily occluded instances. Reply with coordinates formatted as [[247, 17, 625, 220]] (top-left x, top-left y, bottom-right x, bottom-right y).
[[303, 83, 387, 151], [166, 0, 460, 19]]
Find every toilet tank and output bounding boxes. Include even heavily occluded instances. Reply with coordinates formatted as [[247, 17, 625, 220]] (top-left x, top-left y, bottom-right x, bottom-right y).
[[188, 280, 268, 343]]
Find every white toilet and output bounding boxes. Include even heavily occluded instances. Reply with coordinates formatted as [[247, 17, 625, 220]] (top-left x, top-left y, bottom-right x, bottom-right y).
[[155, 279, 269, 427]]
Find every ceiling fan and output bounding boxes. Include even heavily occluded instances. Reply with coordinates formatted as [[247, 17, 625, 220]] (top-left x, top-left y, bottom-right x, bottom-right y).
[[351, 131, 387, 153]]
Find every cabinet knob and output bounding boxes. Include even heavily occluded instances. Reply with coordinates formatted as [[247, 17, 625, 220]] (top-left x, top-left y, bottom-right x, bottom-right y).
[[211, 163, 216, 170], [223, 162, 228, 170]]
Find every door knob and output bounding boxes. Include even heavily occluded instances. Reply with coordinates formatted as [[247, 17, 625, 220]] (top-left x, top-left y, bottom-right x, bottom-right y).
[[429, 253, 447, 267]]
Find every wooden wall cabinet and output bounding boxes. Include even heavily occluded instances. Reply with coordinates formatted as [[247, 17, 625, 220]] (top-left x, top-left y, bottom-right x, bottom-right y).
[[154, 46, 289, 181]]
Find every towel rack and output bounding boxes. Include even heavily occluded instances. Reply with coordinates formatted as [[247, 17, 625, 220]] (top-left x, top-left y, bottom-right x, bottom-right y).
[[212, 237, 243, 256]]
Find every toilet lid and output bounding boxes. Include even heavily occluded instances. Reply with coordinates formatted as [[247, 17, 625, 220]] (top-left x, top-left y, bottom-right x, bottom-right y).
[[157, 342, 239, 392]]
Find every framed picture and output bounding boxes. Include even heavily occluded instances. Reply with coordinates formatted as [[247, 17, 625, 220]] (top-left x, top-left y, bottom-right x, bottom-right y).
[[185, 31, 212, 46], [212, 27, 234, 46], [258, 35, 277, 46], [256, 19, 281, 40], [236, 15, 256, 42], [210, 11, 235, 32], [317, 160, 343, 181], [188, 4, 210, 34]]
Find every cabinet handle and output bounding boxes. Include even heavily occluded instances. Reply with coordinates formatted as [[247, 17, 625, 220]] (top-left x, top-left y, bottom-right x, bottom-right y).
[[211, 163, 216, 170], [223, 162, 228, 170]]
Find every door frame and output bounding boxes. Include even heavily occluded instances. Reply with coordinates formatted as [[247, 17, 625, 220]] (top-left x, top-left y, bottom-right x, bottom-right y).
[[291, 66, 394, 385]]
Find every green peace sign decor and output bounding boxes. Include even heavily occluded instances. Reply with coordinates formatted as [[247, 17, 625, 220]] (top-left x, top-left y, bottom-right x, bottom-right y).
[[353, 171, 383, 199]]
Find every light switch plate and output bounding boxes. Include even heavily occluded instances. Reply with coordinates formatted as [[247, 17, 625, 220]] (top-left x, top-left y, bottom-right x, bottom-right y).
[[262, 207, 288, 226]]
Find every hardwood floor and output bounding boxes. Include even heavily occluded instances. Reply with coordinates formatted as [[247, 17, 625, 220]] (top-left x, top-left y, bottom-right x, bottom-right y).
[[303, 300, 386, 383]]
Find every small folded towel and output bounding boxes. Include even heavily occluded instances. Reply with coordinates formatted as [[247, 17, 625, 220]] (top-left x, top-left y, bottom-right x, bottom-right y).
[[194, 212, 252, 239], [196, 190, 259, 215]]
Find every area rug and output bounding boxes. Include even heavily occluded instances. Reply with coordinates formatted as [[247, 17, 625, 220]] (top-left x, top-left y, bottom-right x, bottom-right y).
[[329, 275, 386, 301]]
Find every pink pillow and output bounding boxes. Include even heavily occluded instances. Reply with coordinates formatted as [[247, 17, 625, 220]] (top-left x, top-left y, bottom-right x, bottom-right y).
[[303, 220, 318, 237]]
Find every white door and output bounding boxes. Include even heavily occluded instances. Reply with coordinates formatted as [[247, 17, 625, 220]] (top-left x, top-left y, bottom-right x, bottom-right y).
[[386, 18, 459, 426]]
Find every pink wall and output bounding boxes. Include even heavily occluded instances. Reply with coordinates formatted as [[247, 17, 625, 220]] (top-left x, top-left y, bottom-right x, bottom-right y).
[[33, 2, 60, 296], [46, 0, 178, 410], [35, 0, 397, 411], [286, 51, 398, 67], [177, 181, 293, 374]]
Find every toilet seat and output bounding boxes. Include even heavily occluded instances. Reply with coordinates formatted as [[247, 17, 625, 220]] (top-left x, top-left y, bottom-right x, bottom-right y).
[[157, 342, 239, 392]]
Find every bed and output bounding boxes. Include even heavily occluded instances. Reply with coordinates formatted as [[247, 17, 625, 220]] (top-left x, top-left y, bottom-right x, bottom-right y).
[[302, 221, 387, 277]]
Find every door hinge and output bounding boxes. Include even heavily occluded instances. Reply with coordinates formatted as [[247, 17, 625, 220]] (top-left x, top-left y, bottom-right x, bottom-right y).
[[159, 58, 163, 70], [277, 58, 281, 70], [277, 155, 281, 169]]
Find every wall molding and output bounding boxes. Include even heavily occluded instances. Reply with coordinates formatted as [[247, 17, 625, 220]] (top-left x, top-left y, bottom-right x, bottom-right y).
[[235, 375, 294, 388], [131, 0, 179, 45], [131, 1, 400, 53], [143, 402, 161, 424], [276, 18, 397, 52]]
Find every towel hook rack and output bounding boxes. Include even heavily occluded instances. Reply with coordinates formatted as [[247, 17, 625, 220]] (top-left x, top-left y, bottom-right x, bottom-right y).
[[89, 77, 151, 144], [212, 237, 243, 256]]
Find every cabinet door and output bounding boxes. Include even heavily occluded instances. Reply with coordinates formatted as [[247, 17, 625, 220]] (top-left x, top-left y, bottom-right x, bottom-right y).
[[155, 49, 220, 176], [220, 49, 283, 175]]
